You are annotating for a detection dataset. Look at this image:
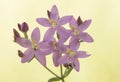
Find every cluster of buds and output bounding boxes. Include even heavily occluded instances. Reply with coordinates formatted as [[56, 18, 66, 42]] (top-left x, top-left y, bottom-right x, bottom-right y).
[[13, 5, 94, 82]]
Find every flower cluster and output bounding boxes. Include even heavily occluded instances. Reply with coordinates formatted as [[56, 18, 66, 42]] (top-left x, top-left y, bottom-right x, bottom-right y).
[[13, 5, 94, 82]]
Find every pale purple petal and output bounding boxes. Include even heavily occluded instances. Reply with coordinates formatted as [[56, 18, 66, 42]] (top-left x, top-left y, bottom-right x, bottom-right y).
[[78, 19, 92, 31], [71, 59, 80, 72], [79, 32, 94, 42], [76, 51, 90, 58], [43, 28, 56, 41], [16, 37, 32, 48], [58, 55, 70, 64], [50, 5, 59, 21], [35, 50, 46, 66], [21, 48, 34, 63], [53, 50, 61, 67], [57, 27, 70, 39], [70, 36, 80, 50], [58, 16, 73, 25], [69, 17, 78, 28], [39, 42, 52, 49], [36, 18, 51, 27], [40, 48, 53, 56], [31, 27, 40, 42]]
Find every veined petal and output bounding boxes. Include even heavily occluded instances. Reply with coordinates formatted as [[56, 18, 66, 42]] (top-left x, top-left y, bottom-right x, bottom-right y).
[[58, 55, 70, 64], [70, 36, 80, 51], [39, 42, 52, 49], [50, 5, 59, 21], [36, 18, 51, 27], [71, 59, 80, 72], [43, 28, 56, 41], [76, 51, 90, 58], [16, 37, 32, 48], [58, 16, 73, 25], [31, 27, 40, 42], [53, 50, 61, 67], [35, 50, 46, 66], [57, 27, 70, 39], [78, 19, 92, 31], [21, 48, 34, 63], [40, 49, 53, 56], [69, 17, 78, 28], [79, 32, 94, 42]]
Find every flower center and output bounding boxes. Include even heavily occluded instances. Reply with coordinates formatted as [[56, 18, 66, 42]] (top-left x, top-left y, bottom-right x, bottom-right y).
[[70, 25, 79, 36], [49, 19, 57, 28], [66, 48, 77, 57], [52, 40, 57, 49], [32, 40, 38, 50]]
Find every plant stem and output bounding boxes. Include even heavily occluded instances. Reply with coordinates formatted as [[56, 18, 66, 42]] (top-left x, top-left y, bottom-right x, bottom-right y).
[[60, 65, 65, 82], [24, 32, 28, 39], [44, 66, 61, 79]]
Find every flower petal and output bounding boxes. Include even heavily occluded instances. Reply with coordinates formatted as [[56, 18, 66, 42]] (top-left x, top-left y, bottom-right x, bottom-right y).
[[39, 42, 52, 49], [78, 19, 92, 31], [71, 58, 80, 72], [57, 27, 70, 38], [58, 16, 73, 25], [43, 28, 56, 41], [58, 55, 70, 64], [53, 50, 61, 67], [36, 18, 51, 27], [79, 32, 94, 42], [16, 37, 32, 48], [76, 51, 90, 58], [70, 36, 80, 50], [31, 27, 40, 42], [35, 50, 46, 66], [21, 48, 34, 63], [69, 17, 78, 28], [50, 5, 59, 21]]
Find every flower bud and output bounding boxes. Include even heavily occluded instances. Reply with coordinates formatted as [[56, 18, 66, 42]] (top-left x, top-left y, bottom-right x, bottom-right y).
[[77, 16, 83, 26], [18, 22, 29, 32], [18, 50, 24, 57], [13, 28, 20, 42]]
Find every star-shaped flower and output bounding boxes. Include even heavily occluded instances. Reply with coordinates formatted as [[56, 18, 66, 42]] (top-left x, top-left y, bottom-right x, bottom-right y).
[[58, 41, 90, 72], [36, 5, 72, 42], [69, 17, 94, 50], [15, 27, 47, 66]]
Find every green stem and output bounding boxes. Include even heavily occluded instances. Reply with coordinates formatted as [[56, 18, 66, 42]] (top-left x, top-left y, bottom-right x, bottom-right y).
[[44, 66, 61, 79], [60, 65, 65, 82], [24, 32, 28, 39]]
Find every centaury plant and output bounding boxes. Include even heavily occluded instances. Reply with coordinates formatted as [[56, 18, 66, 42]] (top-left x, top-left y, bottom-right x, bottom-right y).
[[13, 5, 94, 82]]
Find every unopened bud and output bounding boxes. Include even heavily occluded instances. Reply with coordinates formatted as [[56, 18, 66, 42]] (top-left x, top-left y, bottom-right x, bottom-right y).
[[13, 29, 20, 42], [18, 50, 24, 57], [77, 16, 83, 26], [47, 10, 51, 19], [18, 22, 29, 32]]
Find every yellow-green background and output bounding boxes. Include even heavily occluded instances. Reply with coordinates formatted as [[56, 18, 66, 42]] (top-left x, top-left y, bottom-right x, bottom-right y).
[[0, 0, 120, 82]]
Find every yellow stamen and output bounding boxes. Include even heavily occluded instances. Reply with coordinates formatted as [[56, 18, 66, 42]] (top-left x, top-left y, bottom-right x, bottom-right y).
[[49, 19, 57, 27], [52, 41, 57, 47], [69, 51, 77, 57], [70, 25, 76, 30], [32, 40, 38, 50], [74, 29, 79, 36], [66, 48, 77, 57]]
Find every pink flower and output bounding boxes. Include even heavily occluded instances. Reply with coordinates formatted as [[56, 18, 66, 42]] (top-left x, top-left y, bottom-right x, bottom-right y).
[[15, 27, 47, 66], [36, 5, 72, 42]]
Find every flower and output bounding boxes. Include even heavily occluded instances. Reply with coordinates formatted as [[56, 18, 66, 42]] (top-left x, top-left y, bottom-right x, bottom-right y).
[[58, 41, 90, 72], [15, 27, 47, 66], [69, 17, 94, 49], [36, 5, 72, 42], [40, 38, 64, 67], [18, 22, 29, 33]]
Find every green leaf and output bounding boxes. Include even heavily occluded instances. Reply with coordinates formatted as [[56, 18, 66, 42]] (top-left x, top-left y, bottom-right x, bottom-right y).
[[63, 67, 73, 78], [48, 77, 61, 82]]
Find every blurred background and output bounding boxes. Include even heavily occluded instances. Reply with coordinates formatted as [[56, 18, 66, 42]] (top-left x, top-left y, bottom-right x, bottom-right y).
[[0, 0, 120, 82]]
